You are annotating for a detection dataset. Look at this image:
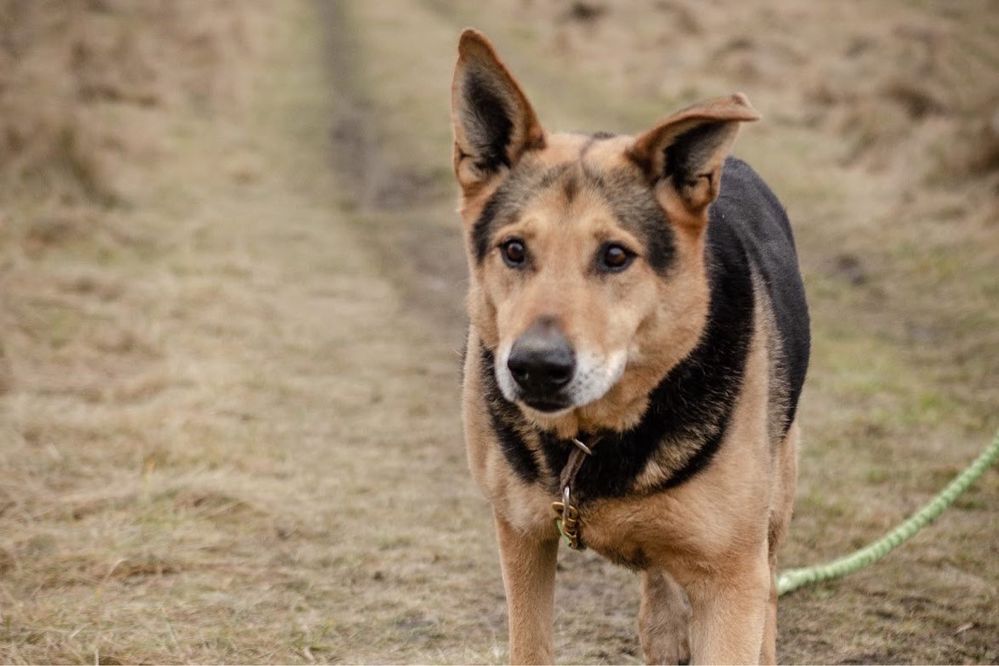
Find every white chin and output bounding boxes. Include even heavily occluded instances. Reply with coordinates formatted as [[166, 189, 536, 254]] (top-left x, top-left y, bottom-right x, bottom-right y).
[[494, 345, 627, 412], [565, 350, 627, 407]]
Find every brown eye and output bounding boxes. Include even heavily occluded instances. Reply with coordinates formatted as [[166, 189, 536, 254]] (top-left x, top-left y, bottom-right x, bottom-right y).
[[501, 239, 527, 267], [599, 243, 634, 272]]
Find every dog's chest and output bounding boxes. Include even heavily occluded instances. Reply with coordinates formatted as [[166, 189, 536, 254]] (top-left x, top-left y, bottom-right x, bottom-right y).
[[564, 490, 713, 571], [565, 461, 760, 574]]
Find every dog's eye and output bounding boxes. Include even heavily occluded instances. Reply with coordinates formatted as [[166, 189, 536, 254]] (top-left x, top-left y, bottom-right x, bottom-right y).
[[598, 243, 634, 272], [501, 239, 527, 267]]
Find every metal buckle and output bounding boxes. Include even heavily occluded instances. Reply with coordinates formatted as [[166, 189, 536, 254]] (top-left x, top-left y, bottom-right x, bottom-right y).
[[551, 485, 582, 549]]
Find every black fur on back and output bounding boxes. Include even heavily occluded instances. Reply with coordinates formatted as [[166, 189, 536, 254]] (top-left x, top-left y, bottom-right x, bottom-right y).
[[714, 157, 810, 431]]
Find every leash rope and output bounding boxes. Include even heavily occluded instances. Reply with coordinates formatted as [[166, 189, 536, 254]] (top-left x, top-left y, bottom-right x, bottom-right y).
[[777, 429, 999, 596]]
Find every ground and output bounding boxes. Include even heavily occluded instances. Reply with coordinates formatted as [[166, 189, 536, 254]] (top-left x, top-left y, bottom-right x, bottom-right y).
[[0, 0, 996, 663]]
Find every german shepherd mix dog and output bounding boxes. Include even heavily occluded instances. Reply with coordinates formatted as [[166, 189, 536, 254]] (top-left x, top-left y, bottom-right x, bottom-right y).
[[451, 30, 809, 665]]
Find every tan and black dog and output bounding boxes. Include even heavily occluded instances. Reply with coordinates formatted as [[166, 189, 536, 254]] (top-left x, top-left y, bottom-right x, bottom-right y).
[[451, 29, 809, 665]]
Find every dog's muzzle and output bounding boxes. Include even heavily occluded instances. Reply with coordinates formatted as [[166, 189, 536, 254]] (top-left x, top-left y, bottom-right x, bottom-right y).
[[505, 319, 575, 412]]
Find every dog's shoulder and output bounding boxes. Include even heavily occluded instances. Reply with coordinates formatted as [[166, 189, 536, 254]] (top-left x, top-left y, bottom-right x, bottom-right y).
[[710, 157, 810, 430]]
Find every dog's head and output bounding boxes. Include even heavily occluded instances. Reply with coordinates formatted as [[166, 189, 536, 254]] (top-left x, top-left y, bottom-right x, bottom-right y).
[[451, 30, 758, 433]]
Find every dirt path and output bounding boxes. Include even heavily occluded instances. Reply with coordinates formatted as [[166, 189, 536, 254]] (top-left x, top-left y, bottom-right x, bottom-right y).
[[0, 0, 995, 663]]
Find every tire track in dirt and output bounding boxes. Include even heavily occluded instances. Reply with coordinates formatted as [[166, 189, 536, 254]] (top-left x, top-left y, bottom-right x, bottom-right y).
[[318, 0, 468, 342]]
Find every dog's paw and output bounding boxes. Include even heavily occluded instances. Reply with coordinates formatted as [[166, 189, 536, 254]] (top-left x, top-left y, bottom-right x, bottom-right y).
[[640, 629, 691, 666]]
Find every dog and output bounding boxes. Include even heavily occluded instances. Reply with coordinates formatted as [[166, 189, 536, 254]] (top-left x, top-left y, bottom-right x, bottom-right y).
[[450, 29, 809, 665]]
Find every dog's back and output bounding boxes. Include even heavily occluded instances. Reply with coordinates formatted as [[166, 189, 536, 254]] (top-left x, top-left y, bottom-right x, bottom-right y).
[[709, 156, 810, 437]]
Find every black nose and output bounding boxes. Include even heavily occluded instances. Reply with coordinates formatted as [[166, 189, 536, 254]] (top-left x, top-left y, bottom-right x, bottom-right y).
[[507, 319, 575, 396]]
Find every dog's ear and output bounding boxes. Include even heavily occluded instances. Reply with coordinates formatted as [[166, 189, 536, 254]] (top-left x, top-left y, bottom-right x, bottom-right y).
[[451, 29, 545, 194], [629, 94, 759, 218]]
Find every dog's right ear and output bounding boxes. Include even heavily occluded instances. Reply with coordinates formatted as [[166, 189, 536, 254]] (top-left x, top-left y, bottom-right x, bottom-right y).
[[451, 29, 545, 194]]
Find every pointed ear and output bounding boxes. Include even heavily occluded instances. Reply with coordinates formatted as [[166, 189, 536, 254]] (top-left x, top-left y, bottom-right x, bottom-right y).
[[628, 94, 759, 216], [451, 29, 545, 193]]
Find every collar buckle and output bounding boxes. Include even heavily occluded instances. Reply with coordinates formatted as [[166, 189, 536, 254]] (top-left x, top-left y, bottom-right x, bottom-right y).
[[550, 435, 600, 550], [552, 485, 582, 549]]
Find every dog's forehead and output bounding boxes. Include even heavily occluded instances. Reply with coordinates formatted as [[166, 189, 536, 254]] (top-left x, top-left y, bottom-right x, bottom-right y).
[[470, 132, 676, 273], [535, 132, 634, 171], [522, 131, 644, 213], [509, 139, 647, 236]]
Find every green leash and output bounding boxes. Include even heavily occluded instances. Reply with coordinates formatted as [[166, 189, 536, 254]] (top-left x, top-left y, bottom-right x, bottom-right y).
[[777, 429, 999, 596]]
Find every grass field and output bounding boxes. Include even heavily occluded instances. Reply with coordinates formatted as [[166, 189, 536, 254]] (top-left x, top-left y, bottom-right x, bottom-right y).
[[0, 0, 996, 663]]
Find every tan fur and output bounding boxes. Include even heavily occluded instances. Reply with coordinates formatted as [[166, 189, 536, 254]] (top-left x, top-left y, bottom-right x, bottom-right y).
[[494, 511, 560, 665], [639, 570, 691, 664], [762, 422, 799, 665], [452, 30, 797, 665]]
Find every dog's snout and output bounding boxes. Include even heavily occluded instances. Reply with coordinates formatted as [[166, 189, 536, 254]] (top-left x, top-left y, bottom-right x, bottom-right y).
[[507, 320, 575, 396]]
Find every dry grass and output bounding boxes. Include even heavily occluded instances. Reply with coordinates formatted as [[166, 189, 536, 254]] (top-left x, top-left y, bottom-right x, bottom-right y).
[[0, 0, 996, 663], [0, 0, 263, 203]]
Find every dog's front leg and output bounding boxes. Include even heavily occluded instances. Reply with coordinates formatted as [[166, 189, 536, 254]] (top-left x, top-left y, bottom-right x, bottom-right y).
[[639, 569, 691, 664], [686, 546, 770, 665], [494, 511, 559, 665]]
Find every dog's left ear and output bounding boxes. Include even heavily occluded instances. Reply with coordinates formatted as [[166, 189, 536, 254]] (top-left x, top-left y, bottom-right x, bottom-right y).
[[451, 29, 545, 194], [629, 94, 759, 218]]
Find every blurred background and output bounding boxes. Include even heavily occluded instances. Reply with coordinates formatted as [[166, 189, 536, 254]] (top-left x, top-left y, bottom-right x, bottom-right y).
[[0, 0, 995, 663]]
